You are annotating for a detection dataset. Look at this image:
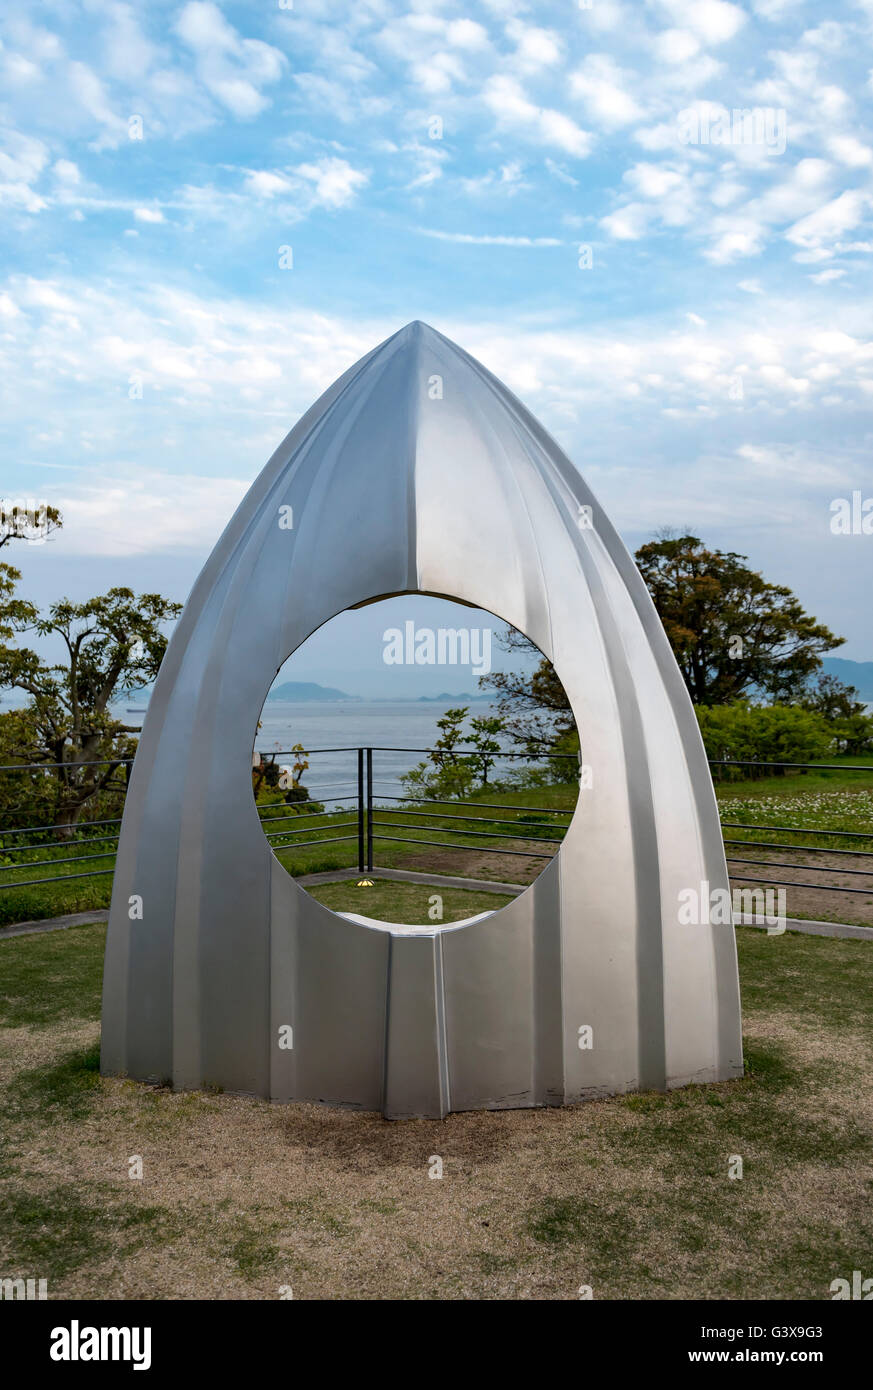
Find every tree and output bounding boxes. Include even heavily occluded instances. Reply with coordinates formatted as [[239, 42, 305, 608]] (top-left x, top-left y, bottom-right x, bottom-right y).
[[0, 565, 181, 835], [797, 672, 866, 722], [796, 673, 873, 755], [252, 742, 315, 807], [634, 533, 843, 705], [401, 706, 508, 799], [478, 627, 576, 751], [0, 503, 62, 548], [468, 715, 503, 786], [695, 702, 833, 781]]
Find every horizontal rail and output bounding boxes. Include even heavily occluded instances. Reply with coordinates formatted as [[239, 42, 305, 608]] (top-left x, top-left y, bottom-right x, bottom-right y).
[[0, 815, 124, 838], [372, 818, 563, 845], [375, 794, 575, 814], [257, 808, 349, 828], [372, 834, 555, 859], [260, 794, 356, 808], [0, 757, 134, 771], [0, 848, 117, 874], [267, 820, 358, 839], [0, 867, 115, 889], [723, 838, 873, 859], [1, 830, 122, 855], [253, 746, 362, 756], [725, 856, 873, 878], [374, 807, 569, 831], [728, 871, 873, 896], [269, 833, 358, 850], [357, 746, 578, 758], [720, 822, 873, 841], [711, 759, 872, 771]]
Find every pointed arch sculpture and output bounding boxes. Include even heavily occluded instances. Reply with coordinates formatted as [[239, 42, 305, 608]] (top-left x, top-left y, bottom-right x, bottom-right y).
[[101, 321, 743, 1119]]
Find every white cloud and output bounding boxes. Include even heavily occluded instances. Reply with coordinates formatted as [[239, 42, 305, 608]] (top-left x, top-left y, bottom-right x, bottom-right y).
[[506, 20, 563, 68], [244, 170, 293, 199], [0, 128, 48, 211], [657, 0, 747, 45], [134, 206, 165, 224], [52, 158, 80, 185], [55, 468, 251, 556], [483, 75, 592, 156], [417, 229, 561, 246], [67, 61, 127, 146], [600, 202, 651, 240], [786, 190, 869, 251], [445, 19, 489, 50], [704, 221, 767, 263], [827, 135, 873, 168], [293, 158, 369, 210], [654, 29, 701, 64], [239, 158, 368, 213], [569, 55, 642, 128], [174, 0, 285, 119], [623, 162, 686, 199]]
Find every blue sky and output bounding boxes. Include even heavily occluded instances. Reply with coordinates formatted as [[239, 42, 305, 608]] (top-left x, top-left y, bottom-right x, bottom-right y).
[[2, 0, 872, 669]]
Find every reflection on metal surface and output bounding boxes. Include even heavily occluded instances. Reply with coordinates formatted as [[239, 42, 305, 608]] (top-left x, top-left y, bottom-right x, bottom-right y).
[[101, 321, 743, 1118]]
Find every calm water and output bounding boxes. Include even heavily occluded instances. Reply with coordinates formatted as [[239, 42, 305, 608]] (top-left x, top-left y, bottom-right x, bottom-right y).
[[253, 699, 504, 804]]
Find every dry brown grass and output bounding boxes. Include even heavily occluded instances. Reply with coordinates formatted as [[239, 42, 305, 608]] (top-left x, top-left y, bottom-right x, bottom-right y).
[[1, 923, 871, 1300]]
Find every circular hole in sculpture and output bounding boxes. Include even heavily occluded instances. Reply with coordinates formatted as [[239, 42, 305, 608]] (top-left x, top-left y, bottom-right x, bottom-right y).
[[251, 595, 580, 928]]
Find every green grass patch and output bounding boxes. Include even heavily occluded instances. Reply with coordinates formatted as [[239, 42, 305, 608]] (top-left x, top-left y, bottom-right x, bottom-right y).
[[6, 1041, 102, 1124], [0, 1183, 179, 1282], [0, 922, 105, 1027], [306, 877, 512, 924]]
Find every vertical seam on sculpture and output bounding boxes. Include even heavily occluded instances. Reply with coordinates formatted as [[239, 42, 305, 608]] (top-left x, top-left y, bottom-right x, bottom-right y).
[[407, 323, 420, 590], [433, 933, 451, 1117], [436, 341, 555, 659], [381, 934, 393, 1115]]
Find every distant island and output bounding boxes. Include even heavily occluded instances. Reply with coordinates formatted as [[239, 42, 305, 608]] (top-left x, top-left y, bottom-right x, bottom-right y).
[[267, 681, 359, 702], [100, 659, 873, 711], [416, 692, 494, 702]]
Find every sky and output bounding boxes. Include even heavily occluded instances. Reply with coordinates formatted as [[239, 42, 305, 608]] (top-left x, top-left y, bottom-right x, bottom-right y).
[[2, 0, 872, 686]]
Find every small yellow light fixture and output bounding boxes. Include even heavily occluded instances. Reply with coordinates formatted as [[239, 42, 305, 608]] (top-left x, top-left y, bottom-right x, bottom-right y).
[[356, 878, 375, 888]]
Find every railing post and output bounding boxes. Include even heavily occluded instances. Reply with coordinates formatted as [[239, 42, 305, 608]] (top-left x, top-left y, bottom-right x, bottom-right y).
[[366, 747, 373, 872], [357, 747, 365, 872]]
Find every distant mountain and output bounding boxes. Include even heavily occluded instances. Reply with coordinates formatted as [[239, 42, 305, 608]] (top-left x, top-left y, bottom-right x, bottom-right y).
[[821, 658, 873, 701], [267, 681, 357, 702], [416, 691, 494, 702]]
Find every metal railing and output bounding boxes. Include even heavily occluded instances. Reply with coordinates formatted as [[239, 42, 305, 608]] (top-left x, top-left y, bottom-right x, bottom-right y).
[[0, 748, 871, 904]]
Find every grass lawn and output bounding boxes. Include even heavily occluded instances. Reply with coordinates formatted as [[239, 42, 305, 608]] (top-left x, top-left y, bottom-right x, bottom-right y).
[[307, 878, 512, 924], [0, 921, 870, 1299]]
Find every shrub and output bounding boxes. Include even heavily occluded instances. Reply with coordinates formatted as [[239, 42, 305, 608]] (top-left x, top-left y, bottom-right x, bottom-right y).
[[695, 702, 833, 780]]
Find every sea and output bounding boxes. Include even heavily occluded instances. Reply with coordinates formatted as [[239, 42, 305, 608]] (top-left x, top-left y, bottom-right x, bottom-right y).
[[253, 698, 508, 805], [104, 697, 511, 807]]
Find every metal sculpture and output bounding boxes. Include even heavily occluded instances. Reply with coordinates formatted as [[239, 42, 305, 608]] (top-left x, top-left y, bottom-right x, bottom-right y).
[[101, 321, 743, 1118]]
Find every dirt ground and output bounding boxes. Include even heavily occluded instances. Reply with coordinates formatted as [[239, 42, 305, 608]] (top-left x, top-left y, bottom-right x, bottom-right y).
[[1, 924, 871, 1301], [393, 844, 873, 925], [726, 850, 873, 926]]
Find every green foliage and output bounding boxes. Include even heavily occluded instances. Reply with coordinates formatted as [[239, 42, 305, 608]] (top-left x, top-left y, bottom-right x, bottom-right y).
[[0, 567, 181, 834], [401, 705, 508, 798], [478, 626, 577, 750], [635, 532, 843, 705], [696, 701, 833, 780], [542, 725, 580, 784], [796, 672, 873, 754], [829, 712, 873, 756]]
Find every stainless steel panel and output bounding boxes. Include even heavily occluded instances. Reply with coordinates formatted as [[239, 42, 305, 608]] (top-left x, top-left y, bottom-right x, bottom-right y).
[[101, 321, 744, 1117]]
